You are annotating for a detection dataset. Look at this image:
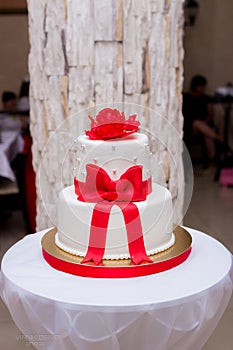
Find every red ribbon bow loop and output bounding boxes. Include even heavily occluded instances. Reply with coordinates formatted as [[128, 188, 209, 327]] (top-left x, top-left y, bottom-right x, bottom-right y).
[[74, 164, 153, 265], [75, 164, 151, 202]]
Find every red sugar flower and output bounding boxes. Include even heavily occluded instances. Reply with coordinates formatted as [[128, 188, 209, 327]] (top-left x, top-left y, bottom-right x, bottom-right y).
[[85, 108, 140, 140]]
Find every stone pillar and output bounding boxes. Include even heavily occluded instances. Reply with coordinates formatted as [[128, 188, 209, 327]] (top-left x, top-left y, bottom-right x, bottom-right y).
[[27, 0, 184, 229]]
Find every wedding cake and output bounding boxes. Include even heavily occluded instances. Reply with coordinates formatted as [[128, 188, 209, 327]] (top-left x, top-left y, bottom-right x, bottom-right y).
[[55, 108, 175, 265]]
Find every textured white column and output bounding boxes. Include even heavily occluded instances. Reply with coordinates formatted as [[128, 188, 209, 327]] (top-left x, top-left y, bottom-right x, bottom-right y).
[[27, 0, 184, 229]]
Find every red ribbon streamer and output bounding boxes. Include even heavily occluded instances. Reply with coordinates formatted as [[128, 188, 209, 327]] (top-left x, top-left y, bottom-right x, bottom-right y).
[[74, 165, 153, 265]]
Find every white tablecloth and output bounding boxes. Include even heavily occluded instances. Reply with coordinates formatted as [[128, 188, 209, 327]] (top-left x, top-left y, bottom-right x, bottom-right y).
[[0, 228, 232, 350], [0, 130, 24, 181]]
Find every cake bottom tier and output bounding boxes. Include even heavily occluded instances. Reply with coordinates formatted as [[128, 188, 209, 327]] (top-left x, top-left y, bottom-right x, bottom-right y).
[[56, 184, 174, 260]]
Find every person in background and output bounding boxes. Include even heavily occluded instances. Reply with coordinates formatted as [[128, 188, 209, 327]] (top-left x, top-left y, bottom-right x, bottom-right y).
[[18, 76, 30, 131], [2, 91, 17, 110], [1, 91, 22, 133], [18, 76, 30, 111], [0, 88, 35, 233], [183, 75, 222, 169]]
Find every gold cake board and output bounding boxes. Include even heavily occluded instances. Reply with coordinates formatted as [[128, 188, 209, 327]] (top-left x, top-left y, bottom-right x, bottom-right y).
[[41, 226, 192, 278]]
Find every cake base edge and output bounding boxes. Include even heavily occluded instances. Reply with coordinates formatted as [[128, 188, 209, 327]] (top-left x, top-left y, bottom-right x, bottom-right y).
[[54, 232, 176, 260], [41, 226, 192, 278]]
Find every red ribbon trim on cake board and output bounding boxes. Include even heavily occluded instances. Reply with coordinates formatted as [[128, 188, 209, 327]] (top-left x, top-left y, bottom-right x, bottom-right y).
[[74, 165, 153, 265], [42, 246, 192, 278]]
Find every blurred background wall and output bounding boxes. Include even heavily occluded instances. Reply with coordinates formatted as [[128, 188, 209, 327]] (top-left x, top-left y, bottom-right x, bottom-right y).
[[1, 1, 233, 101], [0, 1, 28, 107], [183, 0, 233, 94]]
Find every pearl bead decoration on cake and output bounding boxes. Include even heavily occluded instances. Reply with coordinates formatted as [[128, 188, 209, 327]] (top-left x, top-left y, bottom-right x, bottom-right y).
[[80, 171, 85, 180]]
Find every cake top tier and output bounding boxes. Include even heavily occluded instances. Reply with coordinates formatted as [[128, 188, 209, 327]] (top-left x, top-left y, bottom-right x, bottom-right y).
[[75, 133, 151, 181], [74, 109, 151, 182]]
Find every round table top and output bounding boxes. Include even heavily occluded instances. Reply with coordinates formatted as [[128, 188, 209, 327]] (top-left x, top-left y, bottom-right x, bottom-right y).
[[1, 227, 232, 310]]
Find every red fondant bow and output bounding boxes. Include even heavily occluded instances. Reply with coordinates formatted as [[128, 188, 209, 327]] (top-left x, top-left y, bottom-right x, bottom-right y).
[[74, 164, 152, 202], [74, 165, 153, 265]]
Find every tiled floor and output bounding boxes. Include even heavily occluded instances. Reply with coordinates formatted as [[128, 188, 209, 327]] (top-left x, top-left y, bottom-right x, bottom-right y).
[[184, 167, 233, 350], [0, 166, 233, 349]]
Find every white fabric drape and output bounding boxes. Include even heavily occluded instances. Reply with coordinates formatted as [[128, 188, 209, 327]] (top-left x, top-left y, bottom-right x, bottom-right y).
[[1, 228, 232, 350]]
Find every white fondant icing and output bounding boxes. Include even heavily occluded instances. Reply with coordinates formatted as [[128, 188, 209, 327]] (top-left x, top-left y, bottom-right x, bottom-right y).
[[75, 133, 151, 181], [56, 184, 174, 260]]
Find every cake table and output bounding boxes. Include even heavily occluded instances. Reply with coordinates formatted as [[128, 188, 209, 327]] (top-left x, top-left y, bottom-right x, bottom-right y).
[[0, 227, 232, 350]]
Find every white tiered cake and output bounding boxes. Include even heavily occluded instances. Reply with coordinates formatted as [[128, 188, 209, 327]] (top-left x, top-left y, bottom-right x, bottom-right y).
[[55, 109, 175, 264]]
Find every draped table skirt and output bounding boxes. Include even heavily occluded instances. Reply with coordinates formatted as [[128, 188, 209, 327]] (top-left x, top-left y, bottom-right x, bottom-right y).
[[0, 227, 232, 350]]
